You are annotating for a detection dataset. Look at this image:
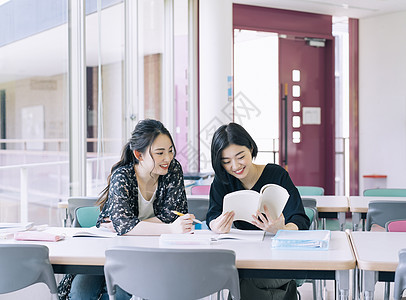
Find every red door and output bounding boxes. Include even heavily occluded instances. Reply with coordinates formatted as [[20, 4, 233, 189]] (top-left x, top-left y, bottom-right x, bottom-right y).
[[279, 37, 335, 194]]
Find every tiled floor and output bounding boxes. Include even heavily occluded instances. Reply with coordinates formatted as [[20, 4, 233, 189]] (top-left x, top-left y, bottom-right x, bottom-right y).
[[297, 275, 396, 300]]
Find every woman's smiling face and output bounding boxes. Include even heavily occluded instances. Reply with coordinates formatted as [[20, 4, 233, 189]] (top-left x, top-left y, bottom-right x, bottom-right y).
[[220, 144, 253, 179], [139, 133, 174, 176]]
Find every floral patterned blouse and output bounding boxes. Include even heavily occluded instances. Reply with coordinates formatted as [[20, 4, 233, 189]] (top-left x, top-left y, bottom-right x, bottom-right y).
[[95, 158, 188, 235]]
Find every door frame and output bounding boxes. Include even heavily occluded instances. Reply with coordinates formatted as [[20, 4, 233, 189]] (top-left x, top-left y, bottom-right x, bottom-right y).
[[233, 4, 336, 194]]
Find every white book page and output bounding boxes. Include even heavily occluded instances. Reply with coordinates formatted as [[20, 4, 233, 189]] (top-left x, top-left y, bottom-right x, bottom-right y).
[[215, 229, 265, 241], [259, 184, 290, 220], [73, 226, 117, 238], [222, 190, 260, 222]]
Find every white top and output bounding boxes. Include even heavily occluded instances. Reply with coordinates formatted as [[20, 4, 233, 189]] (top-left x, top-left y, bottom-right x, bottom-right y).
[[137, 189, 157, 220]]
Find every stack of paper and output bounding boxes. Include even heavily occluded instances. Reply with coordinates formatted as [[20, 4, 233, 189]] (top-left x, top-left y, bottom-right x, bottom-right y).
[[271, 230, 331, 250]]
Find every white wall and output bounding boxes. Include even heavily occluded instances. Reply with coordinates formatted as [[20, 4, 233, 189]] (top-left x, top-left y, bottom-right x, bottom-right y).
[[199, 0, 233, 172], [359, 11, 406, 193]]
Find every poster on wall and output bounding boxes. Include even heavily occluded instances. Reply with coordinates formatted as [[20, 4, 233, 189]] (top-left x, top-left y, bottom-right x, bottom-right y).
[[21, 105, 44, 150]]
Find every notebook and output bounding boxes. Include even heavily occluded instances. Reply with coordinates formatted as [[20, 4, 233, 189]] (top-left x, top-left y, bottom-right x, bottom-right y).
[[271, 230, 331, 250]]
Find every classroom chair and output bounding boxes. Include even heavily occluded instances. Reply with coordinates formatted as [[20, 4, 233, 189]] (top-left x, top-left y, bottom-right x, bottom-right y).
[[74, 206, 100, 228], [365, 201, 406, 231], [365, 201, 406, 300], [363, 188, 406, 197], [191, 184, 211, 195], [297, 186, 325, 196], [68, 196, 98, 226], [0, 244, 58, 299], [386, 219, 406, 232], [394, 248, 406, 300], [104, 246, 240, 300], [294, 198, 319, 300], [187, 195, 209, 221], [302, 197, 319, 230]]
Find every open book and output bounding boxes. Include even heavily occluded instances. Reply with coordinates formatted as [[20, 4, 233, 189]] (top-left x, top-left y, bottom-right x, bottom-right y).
[[222, 184, 289, 222], [72, 226, 118, 238], [214, 229, 265, 242]]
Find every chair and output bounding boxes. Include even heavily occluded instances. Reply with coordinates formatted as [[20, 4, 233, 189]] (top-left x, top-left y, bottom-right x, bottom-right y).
[[295, 198, 319, 299], [365, 201, 406, 231], [104, 246, 240, 300], [297, 186, 325, 196], [394, 248, 406, 300], [68, 196, 98, 226], [191, 184, 211, 195], [364, 188, 406, 197], [365, 201, 406, 300], [0, 244, 58, 299], [302, 197, 319, 230], [74, 206, 100, 228], [187, 195, 209, 221], [386, 220, 406, 232]]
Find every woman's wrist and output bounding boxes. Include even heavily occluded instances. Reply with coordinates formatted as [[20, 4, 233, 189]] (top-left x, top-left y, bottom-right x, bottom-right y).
[[284, 222, 299, 230]]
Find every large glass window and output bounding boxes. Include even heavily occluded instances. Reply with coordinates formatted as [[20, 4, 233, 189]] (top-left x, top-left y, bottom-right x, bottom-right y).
[[0, 0, 69, 225], [85, 1, 125, 197], [0, 0, 194, 226]]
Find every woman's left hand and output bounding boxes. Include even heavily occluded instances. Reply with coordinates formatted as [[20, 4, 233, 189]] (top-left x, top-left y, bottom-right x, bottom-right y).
[[99, 217, 115, 232], [250, 204, 286, 234]]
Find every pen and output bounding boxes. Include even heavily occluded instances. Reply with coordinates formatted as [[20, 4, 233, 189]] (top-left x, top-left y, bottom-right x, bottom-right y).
[[171, 210, 203, 224]]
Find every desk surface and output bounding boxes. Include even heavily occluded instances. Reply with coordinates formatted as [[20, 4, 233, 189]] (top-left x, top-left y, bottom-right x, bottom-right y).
[[302, 195, 349, 213], [0, 228, 355, 272], [349, 231, 406, 271], [349, 196, 406, 213]]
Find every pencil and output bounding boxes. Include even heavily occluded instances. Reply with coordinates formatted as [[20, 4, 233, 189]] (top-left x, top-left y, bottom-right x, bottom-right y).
[[171, 210, 203, 224]]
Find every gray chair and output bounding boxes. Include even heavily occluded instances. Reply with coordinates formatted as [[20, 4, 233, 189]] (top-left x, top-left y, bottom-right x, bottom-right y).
[[365, 201, 406, 300], [187, 195, 209, 221], [104, 246, 240, 300], [394, 248, 406, 300], [0, 244, 58, 299], [68, 196, 98, 227], [365, 200, 406, 231], [302, 197, 319, 230]]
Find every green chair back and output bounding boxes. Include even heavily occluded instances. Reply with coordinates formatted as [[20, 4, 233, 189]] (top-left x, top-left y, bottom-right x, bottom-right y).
[[297, 186, 324, 196], [363, 188, 406, 197], [304, 207, 315, 224], [75, 206, 100, 228]]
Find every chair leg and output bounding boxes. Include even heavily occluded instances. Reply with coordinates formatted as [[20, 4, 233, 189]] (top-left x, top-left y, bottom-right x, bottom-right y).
[[312, 280, 318, 300], [384, 282, 390, 300]]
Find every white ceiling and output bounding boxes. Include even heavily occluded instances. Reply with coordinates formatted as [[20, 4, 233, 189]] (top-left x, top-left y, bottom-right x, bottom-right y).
[[234, 0, 406, 19], [1, 1, 406, 84]]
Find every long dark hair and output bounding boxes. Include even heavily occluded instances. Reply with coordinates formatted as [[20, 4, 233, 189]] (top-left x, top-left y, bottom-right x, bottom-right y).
[[98, 119, 176, 208], [211, 122, 258, 184]]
